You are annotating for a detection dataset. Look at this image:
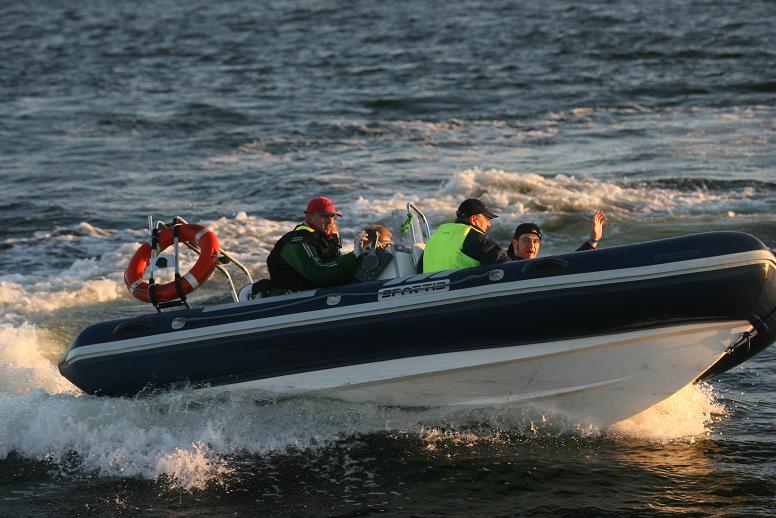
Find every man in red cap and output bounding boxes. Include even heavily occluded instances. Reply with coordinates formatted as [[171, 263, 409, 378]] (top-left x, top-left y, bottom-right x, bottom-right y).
[[421, 198, 508, 272], [264, 196, 359, 294]]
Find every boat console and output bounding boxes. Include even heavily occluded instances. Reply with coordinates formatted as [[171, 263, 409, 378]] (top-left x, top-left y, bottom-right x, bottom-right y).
[[353, 202, 431, 282]]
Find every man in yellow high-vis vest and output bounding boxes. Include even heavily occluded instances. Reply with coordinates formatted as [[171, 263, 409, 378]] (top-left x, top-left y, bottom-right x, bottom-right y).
[[422, 198, 508, 273]]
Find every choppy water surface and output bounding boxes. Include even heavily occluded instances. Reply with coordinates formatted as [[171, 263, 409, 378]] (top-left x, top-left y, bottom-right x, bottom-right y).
[[1, 0, 775, 515]]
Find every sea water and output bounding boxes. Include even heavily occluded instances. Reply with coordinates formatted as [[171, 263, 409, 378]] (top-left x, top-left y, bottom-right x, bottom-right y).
[[1, 0, 775, 515]]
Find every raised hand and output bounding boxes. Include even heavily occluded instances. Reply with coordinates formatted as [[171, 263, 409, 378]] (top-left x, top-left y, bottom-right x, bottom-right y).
[[591, 210, 608, 242]]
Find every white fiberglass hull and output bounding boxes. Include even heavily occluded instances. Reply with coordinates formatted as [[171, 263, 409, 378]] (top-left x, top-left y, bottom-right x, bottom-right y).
[[209, 320, 751, 427]]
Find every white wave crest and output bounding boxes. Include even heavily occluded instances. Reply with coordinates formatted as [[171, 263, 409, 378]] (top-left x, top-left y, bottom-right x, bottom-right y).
[[0, 323, 78, 395], [0, 278, 125, 321], [205, 212, 292, 265], [341, 167, 770, 236]]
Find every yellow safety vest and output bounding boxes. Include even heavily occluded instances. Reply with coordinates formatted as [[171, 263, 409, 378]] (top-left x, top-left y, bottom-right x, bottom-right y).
[[422, 223, 482, 272]]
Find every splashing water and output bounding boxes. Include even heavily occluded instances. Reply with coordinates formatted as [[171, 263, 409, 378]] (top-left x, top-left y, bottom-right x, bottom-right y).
[[611, 383, 724, 441]]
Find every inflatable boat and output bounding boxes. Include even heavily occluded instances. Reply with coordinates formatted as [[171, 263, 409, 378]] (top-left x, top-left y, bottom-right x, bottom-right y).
[[59, 209, 776, 426]]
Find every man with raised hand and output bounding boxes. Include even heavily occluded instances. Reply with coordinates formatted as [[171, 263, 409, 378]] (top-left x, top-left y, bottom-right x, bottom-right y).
[[508, 210, 608, 260]]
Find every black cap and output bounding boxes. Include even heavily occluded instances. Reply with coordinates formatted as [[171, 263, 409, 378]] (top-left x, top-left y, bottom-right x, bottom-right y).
[[456, 198, 499, 219], [513, 223, 542, 240]]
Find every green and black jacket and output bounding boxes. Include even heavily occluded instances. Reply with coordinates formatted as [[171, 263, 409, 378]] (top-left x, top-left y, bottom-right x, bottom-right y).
[[267, 224, 359, 292]]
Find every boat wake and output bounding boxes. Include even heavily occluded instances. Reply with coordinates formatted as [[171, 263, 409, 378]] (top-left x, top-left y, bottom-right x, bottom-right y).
[[0, 323, 724, 491]]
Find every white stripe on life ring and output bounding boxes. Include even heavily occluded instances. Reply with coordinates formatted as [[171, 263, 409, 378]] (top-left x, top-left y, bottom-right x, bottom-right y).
[[129, 279, 144, 291], [184, 272, 200, 290], [194, 228, 209, 242]]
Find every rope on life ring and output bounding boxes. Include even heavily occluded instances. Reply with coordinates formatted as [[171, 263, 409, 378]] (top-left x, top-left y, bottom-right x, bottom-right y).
[[124, 224, 220, 303]]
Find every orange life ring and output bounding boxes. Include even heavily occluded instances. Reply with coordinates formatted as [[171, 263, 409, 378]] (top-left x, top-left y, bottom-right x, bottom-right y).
[[124, 224, 220, 303]]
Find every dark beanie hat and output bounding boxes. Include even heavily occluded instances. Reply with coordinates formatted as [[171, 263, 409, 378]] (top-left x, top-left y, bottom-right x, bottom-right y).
[[513, 223, 542, 240]]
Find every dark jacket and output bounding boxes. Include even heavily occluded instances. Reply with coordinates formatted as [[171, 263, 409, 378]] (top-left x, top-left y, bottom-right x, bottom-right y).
[[419, 223, 508, 272], [460, 227, 510, 266], [507, 239, 595, 260], [267, 224, 359, 292]]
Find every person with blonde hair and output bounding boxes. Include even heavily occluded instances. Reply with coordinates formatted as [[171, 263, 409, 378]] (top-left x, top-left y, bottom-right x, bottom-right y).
[[359, 224, 393, 251]]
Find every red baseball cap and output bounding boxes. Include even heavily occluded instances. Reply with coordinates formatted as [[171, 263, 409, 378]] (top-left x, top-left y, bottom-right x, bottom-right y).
[[305, 196, 343, 216]]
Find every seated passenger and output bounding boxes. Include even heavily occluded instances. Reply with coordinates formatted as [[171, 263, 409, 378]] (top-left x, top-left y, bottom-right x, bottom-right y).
[[263, 196, 360, 294], [359, 224, 393, 251], [508, 210, 608, 260], [421, 198, 508, 273]]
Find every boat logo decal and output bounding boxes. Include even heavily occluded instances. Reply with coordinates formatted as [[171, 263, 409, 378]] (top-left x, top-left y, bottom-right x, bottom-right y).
[[378, 279, 450, 300]]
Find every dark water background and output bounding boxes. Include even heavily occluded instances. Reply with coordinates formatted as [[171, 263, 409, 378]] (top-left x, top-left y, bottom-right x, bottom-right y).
[[1, 0, 775, 515]]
